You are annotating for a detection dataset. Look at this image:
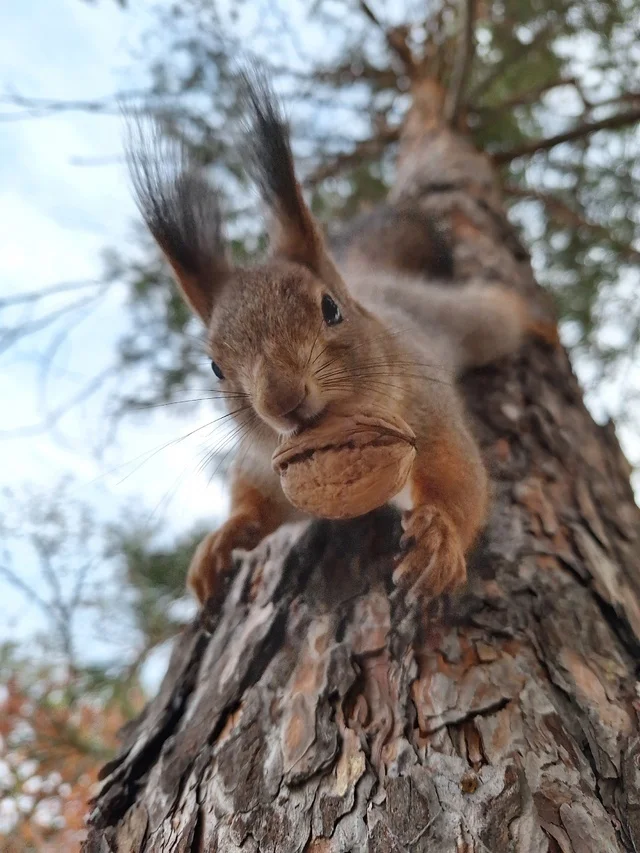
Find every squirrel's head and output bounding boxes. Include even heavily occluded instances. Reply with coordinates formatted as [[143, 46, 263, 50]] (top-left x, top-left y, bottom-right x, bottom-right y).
[[127, 70, 387, 436]]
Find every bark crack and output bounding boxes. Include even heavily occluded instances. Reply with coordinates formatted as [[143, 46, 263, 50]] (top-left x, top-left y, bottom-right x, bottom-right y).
[[423, 696, 513, 736]]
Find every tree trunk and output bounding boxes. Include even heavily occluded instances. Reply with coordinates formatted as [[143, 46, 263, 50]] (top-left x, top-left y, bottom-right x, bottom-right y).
[[84, 80, 640, 853]]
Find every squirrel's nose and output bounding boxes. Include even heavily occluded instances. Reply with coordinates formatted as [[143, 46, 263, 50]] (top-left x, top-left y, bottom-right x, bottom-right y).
[[257, 376, 308, 426], [279, 388, 308, 421]]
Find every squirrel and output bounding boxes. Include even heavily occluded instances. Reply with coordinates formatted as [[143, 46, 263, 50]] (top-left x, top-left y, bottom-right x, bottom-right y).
[[127, 71, 558, 606]]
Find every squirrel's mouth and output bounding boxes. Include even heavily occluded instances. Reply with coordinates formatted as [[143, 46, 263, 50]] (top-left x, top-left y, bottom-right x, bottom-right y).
[[296, 407, 326, 433], [281, 405, 327, 439]]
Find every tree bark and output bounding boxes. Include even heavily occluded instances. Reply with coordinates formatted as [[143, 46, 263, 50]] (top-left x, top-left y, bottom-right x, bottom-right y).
[[84, 80, 640, 853]]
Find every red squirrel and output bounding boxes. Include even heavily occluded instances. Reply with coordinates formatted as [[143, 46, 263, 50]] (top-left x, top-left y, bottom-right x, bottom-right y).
[[127, 71, 557, 606]]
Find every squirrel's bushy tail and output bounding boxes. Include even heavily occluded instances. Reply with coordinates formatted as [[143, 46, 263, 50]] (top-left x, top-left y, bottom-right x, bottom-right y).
[[332, 200, 528, 377], [418, 283, 527, 377]]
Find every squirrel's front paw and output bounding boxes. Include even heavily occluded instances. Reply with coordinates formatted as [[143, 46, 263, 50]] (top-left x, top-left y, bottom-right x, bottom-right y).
[[393, 505, 466, 602], [187, 515, 263, 604]]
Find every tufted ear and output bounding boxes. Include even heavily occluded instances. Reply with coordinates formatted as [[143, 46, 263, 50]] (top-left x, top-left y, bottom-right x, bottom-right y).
[[241, 69, 339, 283], [126, 118, 231, 324]]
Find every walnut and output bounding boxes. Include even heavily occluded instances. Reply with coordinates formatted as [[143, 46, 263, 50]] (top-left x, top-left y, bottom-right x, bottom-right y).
[[272, 410, 416, 519]]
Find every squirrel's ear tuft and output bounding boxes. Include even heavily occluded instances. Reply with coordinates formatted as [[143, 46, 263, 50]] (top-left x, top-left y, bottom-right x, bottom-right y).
[[240, 68, 330, 277], [125, 116, 231, 324]]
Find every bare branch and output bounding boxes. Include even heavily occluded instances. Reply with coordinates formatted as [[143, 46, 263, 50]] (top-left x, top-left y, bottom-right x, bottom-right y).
[[356, 1, 414, 70], [37, 303, 103, 447], [0, 292, 106, 355], [594, 91, 640, 109], [37, 550, 76, 668], [309, 58, 399, 93], [0, 281, 112, 367], [444, 0, 477, 123], [0, 365, 117, 439], [493, 107, 640, 164], [0, 89, 149, 121], [0, 564, 51, 615], [357, 0, 381, 27], [476, 82, 640, 123], [0, 279, 103, 308], [70, 557, 101, 614]]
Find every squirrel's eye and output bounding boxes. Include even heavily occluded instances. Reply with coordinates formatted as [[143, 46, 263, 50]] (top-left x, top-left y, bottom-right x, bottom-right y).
[[211, 360, 225, 380], [321, 294, 342, 326]]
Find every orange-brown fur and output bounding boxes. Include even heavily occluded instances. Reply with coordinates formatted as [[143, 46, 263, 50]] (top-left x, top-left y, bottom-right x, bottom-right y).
[[187, 475, 290, 602], [127, 71, 559, 606]]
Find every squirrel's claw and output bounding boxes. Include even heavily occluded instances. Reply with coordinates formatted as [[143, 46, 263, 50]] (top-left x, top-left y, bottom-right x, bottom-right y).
[[187, 515, 263, 604], [393, 505, 466, 602]]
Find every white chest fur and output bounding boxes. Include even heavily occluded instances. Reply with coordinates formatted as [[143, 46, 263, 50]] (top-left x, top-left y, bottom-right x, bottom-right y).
[[391, 483, 413, 512]]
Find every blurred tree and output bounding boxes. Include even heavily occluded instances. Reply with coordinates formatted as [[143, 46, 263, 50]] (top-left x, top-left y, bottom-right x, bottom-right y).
[[0, 484, 203, 849], [0, 650, 142, 853]]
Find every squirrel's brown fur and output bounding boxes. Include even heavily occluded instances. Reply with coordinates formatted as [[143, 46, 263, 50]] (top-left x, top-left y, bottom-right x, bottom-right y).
[[127, 70, 558, 606]]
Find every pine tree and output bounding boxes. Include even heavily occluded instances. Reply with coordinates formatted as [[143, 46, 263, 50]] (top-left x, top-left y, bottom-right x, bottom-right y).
[[82, 3, 640, 849]]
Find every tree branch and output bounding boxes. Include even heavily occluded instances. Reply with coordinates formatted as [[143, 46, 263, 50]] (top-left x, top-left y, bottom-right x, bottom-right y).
[[473, 77, 578, 116], [444, 0, 477, 123], [594, 91, 640, 109], [505, 184, 640, 265], [0, 564, 51, 616], [477, 83, 640, 122], [0, 279, 103, 308], [0, 90, 149, 121], [304, 126, 400, 185], [493, 107, 640, 164], [0, 292, 106, 355], [0, 365, 117, 438], [357, 1, 414, 70]]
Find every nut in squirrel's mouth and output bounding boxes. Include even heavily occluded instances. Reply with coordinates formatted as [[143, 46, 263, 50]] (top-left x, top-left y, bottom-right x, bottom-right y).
[[275, 432, 413, 472], [272, 410, 416, 473], [271, 408, 417, 519]]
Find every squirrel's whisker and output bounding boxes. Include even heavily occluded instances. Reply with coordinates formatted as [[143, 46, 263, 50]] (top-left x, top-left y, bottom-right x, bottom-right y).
[[133, 393, 250, 410], [316, 357, 445, 377], [317, 367, 451, 388], [195, 413, 256, 478], [111, 409, 249, 488], [204, 415, 261, 484], [217, 419, 261, 482], [310, 327, 410, 370], [320, 380, 407, 396], [305, 318, 325, 371]]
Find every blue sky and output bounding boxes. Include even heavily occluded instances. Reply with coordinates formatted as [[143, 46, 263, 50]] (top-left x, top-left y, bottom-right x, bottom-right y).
[[0, 0, 230, 513], [0, 0, 228, 667]]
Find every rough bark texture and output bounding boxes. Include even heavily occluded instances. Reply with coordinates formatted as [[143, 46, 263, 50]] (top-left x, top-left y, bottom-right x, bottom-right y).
[[84, 81, 640, 852]]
